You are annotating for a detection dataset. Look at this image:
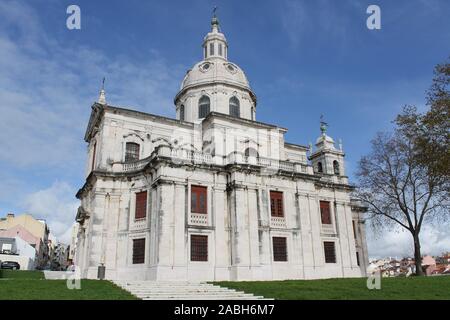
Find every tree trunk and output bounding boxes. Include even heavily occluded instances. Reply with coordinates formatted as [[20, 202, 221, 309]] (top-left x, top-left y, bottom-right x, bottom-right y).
[[413, 232, 424, 276]]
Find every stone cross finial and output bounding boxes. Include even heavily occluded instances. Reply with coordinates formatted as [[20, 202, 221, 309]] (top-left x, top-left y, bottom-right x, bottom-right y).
[[211, 6, 219, 30], [98, 77, 106, 105], [320, 114, 328, 135]]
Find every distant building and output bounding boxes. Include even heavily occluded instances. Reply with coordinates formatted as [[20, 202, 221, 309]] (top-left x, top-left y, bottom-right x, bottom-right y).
[[0, 213, 50, 269], [0, 236, 36, 270], [436, 253, 450, 265], [421, 255, 436, 276]]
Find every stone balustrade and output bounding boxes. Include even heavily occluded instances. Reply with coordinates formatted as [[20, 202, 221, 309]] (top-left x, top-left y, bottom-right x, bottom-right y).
[[190, 212, 208, 226], [270, 216, 287, 228], [321, 223, 335, 235], [110, 146, 314, 175], [131, 218, 148, 230]]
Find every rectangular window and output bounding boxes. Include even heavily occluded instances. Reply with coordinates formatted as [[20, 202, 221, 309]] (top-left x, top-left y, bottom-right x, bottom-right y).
[[191, 186, 207, 214], [191, 235, 208, 261], [219, 43, 223, 56], [356, 251, 360, 266], [352, 220, 357, 239], [132, 238, 145, 264], [270, 191, 284, 217], [320, 201, 332, 225], [272, 237, 287, 261], [135, 191, 147, 220], [125, 142, 140, 162], [324, 241, 336, 263], [209, 43, 214, 56]]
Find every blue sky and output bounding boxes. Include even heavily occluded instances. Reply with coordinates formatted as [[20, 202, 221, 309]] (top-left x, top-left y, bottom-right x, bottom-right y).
[[0, 0, 449, 256]]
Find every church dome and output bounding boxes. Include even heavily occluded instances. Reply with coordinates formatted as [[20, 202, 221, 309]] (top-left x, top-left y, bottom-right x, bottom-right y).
[[174, 11, 257, 122], [175, 11, 256, 105], [179, 59, 251, 92]]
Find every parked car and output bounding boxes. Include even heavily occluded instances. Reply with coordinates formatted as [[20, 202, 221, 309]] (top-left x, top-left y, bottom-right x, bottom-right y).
[[0, 261, 21, 270]]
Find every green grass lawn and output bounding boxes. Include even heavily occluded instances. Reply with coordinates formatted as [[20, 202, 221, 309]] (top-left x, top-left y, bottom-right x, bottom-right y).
[[214, 276, 450, 300], [0, 270, 45, 279], [0, 270, 137, 300]]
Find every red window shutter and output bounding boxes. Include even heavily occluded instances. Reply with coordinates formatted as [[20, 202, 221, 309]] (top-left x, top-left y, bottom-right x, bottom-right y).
[[320, 201, 331, 224], [132, 238, 145, 264], [270, 191, 284, 217], [191, 186, 207, 214], [272, 237, 287, 261], [324, 241, 336, 263], [190, 235, 208, 261], [135, 191, 147, 220]]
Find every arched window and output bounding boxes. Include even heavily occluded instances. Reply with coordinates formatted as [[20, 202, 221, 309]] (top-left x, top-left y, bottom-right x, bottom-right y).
[[125, 142, 140, 162], [317, 162, 323, 173], [229, 96, 240, 118], [198, 96, 210, 118], [179, 105, 185, 121], [333, 160, 340, 175]]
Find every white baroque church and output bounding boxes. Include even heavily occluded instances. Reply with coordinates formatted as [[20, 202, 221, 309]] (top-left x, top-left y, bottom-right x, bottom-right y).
[[74, 14, 369, 281]]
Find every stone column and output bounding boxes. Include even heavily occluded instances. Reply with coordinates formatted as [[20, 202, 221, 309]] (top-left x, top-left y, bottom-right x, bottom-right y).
[[172, 183, 187, 269], [104, 193, 121, 276], [358, 216, 370, 275], [213, 185, 230, 279], [338, 202, 358, 275], [229, 184, 252, 280], [299, 193, 316, 278], [154, 182, 176, 279], [257, 188, 271, 266]]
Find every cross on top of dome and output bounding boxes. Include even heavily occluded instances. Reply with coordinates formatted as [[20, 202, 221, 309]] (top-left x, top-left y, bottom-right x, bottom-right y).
[[211, 6, 219, 29], [320, 114, 328, 135]]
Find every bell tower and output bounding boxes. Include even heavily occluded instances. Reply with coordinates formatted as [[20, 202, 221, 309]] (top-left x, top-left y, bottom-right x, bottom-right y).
[[309, 116, 346, 177]]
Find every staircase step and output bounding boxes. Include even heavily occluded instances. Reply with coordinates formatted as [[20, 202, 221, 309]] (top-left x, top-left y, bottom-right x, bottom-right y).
[[112, 280, 269, 300]]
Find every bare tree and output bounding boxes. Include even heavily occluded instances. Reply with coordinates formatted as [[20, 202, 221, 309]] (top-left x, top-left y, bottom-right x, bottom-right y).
[[356, 131, 448, 276]]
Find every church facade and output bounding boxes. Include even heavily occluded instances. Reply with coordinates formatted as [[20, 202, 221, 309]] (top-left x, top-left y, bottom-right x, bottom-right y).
[[74, 15, 369, 281]]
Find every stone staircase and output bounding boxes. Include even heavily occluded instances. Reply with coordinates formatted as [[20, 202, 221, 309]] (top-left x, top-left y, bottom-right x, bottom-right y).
[[113, 280, 269, 300]]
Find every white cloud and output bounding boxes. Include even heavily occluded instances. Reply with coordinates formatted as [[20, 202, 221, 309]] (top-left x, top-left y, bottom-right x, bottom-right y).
[[0, 0, 184, 243], [58, 224, 76, 245], [367, 224, 450, 260], [0, 0, 183, 170], [22, 181, 79, 244]]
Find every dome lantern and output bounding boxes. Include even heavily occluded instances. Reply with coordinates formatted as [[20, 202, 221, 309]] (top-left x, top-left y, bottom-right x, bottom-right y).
[[203, 7, 228, 61], [174, 11, 257, 122]]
